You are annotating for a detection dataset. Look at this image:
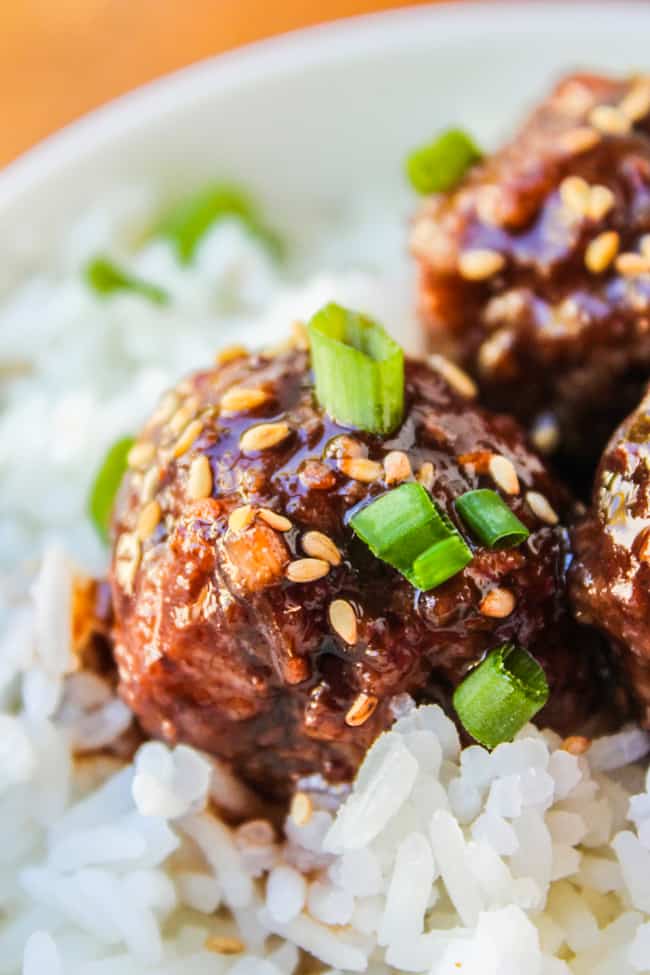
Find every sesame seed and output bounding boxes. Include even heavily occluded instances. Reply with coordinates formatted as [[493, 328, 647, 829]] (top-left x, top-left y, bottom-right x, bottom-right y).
[[588, 185, 616, 221], [585, 230, 620, 274], [302, 531, 341, 566], [187, 455, 213, 500], [616, 252, 650, 277], [338, 457, 383, 483], [559, 175, 591, 217], [409, 217, 443, 262], [383, 450, 412, 485], [127, 441, 156, 470], [140, 466, 160, 503], [479, 588, 516, 619], [204, 936, 245, 956], [417, 462, 435, 491], [240, 422, 291, 453], [345, 692, 378, 727], [329, 599, 358, 645], [154, 391, 180, 424], [458, 248, 505, 281], [215, 344, 248, 366], [169, 397, 199, 436], [228, 504, 256, 533], [220, 386, 269, 413], [286, 558, 330, 583], [530, 414, 560, 454], [290, 791, 313, 826], [526, 490, 559, 525], [620, 81, 650, 122], [258, 508, 292, 532], [291, 320, 310, 350], [485, 290, 527, 327], [172, 418, 203, 458], [114, 532, 141, 594], [557, 126, 601, 155], [136, 500, 161, 540], [561, 735, 591, 756], [589, 103, 631, 135], [640, 235, 650, 261], [477, 328, 512, 375], [488, 454, 520, 495], [428, 353, 478, 399]]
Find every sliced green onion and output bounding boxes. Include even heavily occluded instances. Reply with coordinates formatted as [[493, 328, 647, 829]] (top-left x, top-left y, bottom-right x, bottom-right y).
[[88, 436, 134, 543], [85, 257, 169, 305], [409, 534, 472, 590], [453, 643, 549, 748], [350, 482, 471, 590], [406, 128, 482, 195], [351, 483, 454, 567], [308, 303, 404, 434], [455, 489, 529, 549], [156, 183, 283, 263]]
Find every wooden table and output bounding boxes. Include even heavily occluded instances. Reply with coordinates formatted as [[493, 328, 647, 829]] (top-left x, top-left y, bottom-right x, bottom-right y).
[[1, 0, 438, 167]]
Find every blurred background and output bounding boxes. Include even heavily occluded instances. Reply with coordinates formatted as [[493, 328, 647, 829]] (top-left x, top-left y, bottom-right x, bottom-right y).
[[1, 0, 442, 167]]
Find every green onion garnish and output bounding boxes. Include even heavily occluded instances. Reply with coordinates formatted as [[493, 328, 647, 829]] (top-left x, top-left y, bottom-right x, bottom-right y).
[[455, 489, 529, 549], [85, 257, 169, 305], [156, 183, 283, 263], [308, 303, 404, 435], [350, 482, 472, 590], [406, 128, 482, 195], [410, 534, 474, 590], [88, 436, 134, 543], [453, 643, 549, 748]]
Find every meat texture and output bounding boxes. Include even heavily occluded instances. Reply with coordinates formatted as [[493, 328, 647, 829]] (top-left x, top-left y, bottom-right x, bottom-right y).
[[412, 72, 650, 481], [571, 386, 650, 724], [110, 338, 615, 799]]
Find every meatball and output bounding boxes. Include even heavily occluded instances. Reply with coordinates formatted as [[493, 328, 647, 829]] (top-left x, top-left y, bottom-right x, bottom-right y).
[[412, 72, 650, 483], [570, 386, 650, 724], [110, 337, 613, 799]]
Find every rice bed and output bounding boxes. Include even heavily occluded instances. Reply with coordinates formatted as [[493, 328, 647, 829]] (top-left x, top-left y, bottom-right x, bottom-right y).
[[2, 189, 650, 974]]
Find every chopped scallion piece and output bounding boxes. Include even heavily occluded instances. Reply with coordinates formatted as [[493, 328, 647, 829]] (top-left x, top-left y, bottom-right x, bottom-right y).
[[85, 257, 169, 305], [88, 436, 135, 543], [156, 183, 283, 263], [308, 303, 404, 434], [350, 482, 471, 590], [453, 643, 549, 748], [409, 534, 472, 590], [455, 489, 529, 549], [406, 128, 482, 195], [351, 483, 453, 567]]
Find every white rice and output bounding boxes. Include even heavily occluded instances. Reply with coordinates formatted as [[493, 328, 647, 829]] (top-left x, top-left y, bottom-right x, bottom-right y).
[[3, 187, 650, 974]]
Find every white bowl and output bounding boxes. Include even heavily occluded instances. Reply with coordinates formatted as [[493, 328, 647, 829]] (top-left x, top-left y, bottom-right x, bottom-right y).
[[1, 1, 650, 267]]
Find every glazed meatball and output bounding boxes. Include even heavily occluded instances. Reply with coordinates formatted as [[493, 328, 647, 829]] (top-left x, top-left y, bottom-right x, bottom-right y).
[[412, 72, 650, 483], [570, 386, 650, 724], [110, 337, 613, 800]]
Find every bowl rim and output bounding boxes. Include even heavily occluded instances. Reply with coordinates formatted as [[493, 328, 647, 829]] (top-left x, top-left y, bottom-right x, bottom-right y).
[[1, 0, 650, 212]]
